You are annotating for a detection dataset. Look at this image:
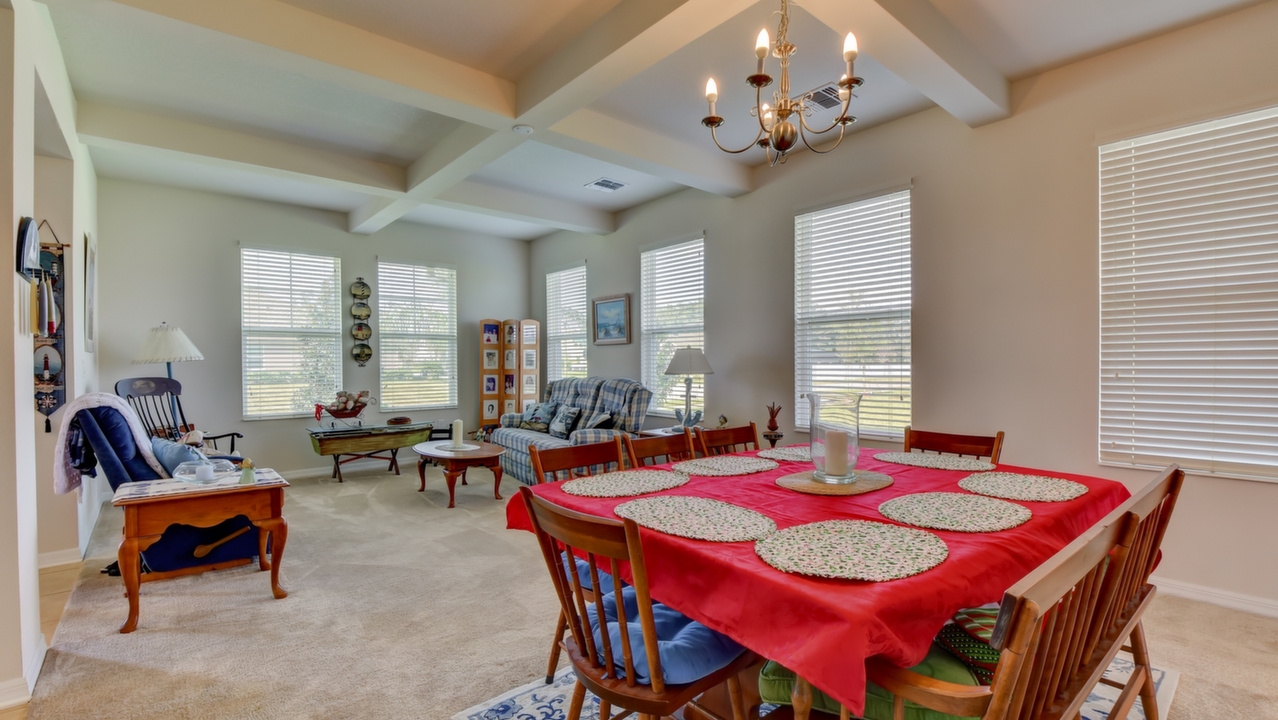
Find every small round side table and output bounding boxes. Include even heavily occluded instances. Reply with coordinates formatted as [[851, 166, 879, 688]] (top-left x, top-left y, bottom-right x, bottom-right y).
[[412, 440, 505, 508]]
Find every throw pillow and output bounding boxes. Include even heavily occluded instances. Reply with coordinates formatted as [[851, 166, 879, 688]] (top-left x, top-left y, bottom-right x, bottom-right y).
[[548, 406, 583, 439], [581, 410, 614, 430], [519, 401, 560, 433], [150, 437, 206, 476], [953, 604, 999, 642], [934, 623, 999, 685]]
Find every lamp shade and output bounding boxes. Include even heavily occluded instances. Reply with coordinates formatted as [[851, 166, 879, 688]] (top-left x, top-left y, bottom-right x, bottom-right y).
[[133, 322, 204, 364], [664, 347, 714, 376]]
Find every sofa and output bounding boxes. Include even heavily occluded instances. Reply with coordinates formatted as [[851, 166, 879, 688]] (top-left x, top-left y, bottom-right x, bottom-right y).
[[492, 376, 653, 485]]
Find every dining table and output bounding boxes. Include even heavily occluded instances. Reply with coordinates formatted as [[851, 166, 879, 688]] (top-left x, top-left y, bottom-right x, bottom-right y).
[[505, 446, 1130, 716]]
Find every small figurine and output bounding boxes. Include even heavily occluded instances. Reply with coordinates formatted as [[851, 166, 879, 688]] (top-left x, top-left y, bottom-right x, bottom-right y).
[[673, 408, 703, 427], [717, 414, 729, 429], [766, 402, 783, 432]]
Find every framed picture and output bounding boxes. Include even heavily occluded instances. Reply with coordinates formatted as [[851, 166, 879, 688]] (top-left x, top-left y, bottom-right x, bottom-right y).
[[523, 374, 537, 395], [482, 323, 500, 344], [504, 373, 516, 392], [523, 349, 537, 370], [522, 323, 538, 345], [593, 294, 631, 345], [483, 349, 499, 369], [504, 349, 517, 367], [522, 398, 538, 413], [83, 233, 96, 353], [483, 400, 499, 420], [505, 323, 517, 346], [504, 400, 516, 415], [483, 375, 498, 394]]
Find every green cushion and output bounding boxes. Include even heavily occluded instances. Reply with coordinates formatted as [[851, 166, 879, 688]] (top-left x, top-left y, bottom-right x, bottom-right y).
[[759, 645, 981, 720], [934, 624, 998, 684]]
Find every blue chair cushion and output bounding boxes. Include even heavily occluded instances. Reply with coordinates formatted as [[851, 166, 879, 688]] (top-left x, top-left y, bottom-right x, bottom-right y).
[[563, 555, 615, 596], [151, 438, 206, 476], [587, 586, 746, 686], [75, 407, 163, 489]]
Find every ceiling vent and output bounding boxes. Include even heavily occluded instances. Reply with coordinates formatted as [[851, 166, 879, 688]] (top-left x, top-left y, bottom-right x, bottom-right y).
[[586, 177, 627, 193], [800, 83, 843, 112]]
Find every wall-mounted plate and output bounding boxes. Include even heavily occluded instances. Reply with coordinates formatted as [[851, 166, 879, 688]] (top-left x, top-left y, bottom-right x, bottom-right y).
[[351, 322, 372, 340], [350, 278, 371, 300], [351, 302, 371, 320], [352, 343, 372, 365]]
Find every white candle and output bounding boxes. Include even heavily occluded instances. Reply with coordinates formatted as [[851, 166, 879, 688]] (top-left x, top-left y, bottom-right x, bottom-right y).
[[825, 430, 848, 477], [451, 419, 464, 448], [195, 463, 215, 482]]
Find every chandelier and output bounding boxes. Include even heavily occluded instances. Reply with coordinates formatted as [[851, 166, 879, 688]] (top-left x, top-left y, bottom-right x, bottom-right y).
[[700, 0, 861, 166]]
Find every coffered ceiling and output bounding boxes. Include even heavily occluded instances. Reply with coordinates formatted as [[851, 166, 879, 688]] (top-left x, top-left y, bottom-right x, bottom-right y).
[[43, 0, 1265, 241]]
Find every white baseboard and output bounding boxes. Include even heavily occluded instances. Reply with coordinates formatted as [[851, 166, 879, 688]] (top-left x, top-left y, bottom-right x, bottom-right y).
[[1152, 575, 1278, 619], [38, 547, 83, 569], [0, 676, 28, 710], [24, 634, 46, 693], [278, 458, 394, 481]]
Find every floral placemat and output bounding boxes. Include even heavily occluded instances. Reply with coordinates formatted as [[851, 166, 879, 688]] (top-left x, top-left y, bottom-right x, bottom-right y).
[[671, 456, 779, 476], [755, 520, 948, 581], [561, 470, 689, 498], [775, 470, 893, 496], [758, 446, 812, 463], [878, 492, 1031, 533], [873, 452, 996, 472], [614, 496, 777, 542], [959, 472, 1089, 502]]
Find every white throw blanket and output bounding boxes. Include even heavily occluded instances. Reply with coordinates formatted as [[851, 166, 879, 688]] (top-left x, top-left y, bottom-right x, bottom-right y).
[[54, 392, 168, 494]]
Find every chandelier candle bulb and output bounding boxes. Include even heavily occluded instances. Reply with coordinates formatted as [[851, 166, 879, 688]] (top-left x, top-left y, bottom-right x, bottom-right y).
[[755, 29, 769, 73], [706, 78, 718, 115]]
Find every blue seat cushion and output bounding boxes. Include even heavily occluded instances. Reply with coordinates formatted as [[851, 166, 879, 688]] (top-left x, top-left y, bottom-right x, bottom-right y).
[[151, 437, 206, 476], [563, 555, 615, 596], [586, 586, 746, 686]]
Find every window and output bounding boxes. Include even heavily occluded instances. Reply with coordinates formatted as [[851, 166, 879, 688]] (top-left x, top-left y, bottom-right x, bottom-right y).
[[546, 265, 588, 381], [795, 190, 912, 438], [378, 261, 457, 410], [240, 248, 343, 418], [641, 238, 705, 416], [1100, 105, 1278, 480]]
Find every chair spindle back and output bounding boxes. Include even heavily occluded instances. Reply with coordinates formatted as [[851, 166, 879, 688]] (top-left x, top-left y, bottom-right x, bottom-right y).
[[530, 438, 626, 484], [624, 429, 696, 468], [696, 422, 760, 457], [115, 377, 189, 441], [903, 426, 1005, 463]]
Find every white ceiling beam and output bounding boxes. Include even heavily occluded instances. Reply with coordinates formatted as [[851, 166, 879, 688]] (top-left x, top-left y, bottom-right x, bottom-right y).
[[107, 0, 516, 128], [76, 101, 406, 196], [543, 109, 751, 197], [433, 181, 615, 235], [801, 0, 1009, 126]]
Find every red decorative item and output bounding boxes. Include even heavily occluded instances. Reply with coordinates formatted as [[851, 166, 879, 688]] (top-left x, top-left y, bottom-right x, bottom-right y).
[[766, 402, 782, 432]]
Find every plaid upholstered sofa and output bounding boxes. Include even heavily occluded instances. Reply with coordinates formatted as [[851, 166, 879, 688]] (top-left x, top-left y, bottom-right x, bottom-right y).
[[492, 377, 652, 485]]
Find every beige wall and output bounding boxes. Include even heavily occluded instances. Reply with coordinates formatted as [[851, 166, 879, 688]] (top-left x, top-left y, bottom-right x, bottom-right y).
[[530, 1, 1278, 603], [96, 179, 530, 476]]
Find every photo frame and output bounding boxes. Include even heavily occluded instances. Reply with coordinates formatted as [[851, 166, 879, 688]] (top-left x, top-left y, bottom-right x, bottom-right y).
[[504, 349, 517, 367], [505, 323, 517, 346], [522, 398, 537, 413], [523, 349, 537, 370], [483, 400, 499, 420], [483, 349, 499, 369], [504, 400, 516, 415], [482, 323, 499, 344], [523, 374, 537, 396], [483, 375, 498, 394], [592, 293, 631, 345], [504, 373, 516, 393]]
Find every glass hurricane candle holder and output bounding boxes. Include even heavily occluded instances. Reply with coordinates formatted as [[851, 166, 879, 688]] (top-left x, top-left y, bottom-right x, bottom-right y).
[[808, 392, 861, 484]]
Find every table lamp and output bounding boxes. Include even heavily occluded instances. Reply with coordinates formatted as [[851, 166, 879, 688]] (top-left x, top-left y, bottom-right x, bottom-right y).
[[133, 322, 204, 380], [664, 347, 713, 427]]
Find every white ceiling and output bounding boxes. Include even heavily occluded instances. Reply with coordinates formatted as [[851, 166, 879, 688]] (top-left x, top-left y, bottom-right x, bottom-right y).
[[42, 0, 1268, 241], [592, 0, 934, 164]]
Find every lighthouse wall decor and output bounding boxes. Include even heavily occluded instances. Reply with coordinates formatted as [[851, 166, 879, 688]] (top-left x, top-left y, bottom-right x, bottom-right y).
[[34, 243, 66, 431]]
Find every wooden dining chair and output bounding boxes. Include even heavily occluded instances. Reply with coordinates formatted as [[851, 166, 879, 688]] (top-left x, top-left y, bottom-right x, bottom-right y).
[[530, 438, 627, 682], [902, 426, 1005, 463], [530, 437, 627, 484], [696, 422, 760, 457], [763, 464, 1184, 720], [624, 429, 696, 468], [522, 486, 758, 720]]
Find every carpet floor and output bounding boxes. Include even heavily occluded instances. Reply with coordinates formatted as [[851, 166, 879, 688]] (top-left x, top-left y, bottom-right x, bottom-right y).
[[25, 466, 1278, 719]]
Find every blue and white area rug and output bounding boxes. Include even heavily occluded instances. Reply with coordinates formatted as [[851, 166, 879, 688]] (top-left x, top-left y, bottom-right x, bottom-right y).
[[452, 653, 1178, 720]]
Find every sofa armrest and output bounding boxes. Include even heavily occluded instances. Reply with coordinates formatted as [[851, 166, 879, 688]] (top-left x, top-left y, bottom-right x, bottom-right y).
[[570, 428, 631, 446], [499, 413, 522, 429]]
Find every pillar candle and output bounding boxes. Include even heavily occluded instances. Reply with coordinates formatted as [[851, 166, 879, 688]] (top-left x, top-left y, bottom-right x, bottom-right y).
[[452, 419, 464, 448], [825, 430, 848, 477], [195, 463, 215, 482]]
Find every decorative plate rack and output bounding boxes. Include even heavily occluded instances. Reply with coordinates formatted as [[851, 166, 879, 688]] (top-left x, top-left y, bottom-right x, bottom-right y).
[[350, 277, 373, 367]]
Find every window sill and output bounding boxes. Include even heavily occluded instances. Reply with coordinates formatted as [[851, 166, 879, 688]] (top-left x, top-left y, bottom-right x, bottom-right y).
[[380, 404, 458, 413], [1097, 459, 1278, 486]]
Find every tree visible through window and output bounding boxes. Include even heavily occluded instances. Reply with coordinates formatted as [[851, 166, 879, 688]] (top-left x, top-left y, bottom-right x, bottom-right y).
[[378, 261, 457, 410], [641, 239, 705, 415], [546, 265, 588, 381]]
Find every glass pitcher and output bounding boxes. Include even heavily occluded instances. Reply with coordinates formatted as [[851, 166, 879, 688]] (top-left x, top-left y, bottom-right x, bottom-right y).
[[808, 392, 861, 484]]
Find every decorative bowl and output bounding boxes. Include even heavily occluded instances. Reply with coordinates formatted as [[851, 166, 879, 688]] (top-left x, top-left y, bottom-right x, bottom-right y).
[[173, 458, 238, 485]]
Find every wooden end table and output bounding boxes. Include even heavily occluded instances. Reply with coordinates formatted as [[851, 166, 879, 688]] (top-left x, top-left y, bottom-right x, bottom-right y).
[[308, 422, 434, 482], [412, 440, 505, 509], [111, 470, 290, 633]]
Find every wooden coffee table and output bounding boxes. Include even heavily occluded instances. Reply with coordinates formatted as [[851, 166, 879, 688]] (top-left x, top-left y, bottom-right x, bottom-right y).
[[413, 440, 505, 508], [111, 469, 289, 633], [308, 422, 434, 482]]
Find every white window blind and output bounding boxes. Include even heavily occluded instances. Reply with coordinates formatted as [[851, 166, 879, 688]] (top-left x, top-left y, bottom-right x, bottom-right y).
[[642, 239, 705, 415], [240, 248, 343, 419], [795, 190, 912, 438], [1099, 105, 1278, 481], [546, 265, 588, 381], [378, 261, 457, 410]]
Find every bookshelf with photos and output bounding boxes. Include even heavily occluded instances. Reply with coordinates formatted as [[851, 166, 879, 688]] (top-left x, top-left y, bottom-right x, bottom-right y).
[[479, 319, 540, 428]]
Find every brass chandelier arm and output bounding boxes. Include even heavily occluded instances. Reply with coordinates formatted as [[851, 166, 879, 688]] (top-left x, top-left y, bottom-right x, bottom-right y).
[[709, 124, 766, 154], [798, 119, 847, 155]]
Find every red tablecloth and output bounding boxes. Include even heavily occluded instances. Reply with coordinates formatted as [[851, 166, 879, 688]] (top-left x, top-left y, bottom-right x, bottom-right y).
[[505, 448, 1129, 714]]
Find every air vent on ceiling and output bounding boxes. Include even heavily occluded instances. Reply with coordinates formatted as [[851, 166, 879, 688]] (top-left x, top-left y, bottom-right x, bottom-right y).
[[586, 177, 627, 193], [802, 83, 843, 111]]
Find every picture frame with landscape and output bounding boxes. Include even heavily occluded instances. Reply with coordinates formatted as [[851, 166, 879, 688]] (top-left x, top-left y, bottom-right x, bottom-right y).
[[592, 293, 630, 345]]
